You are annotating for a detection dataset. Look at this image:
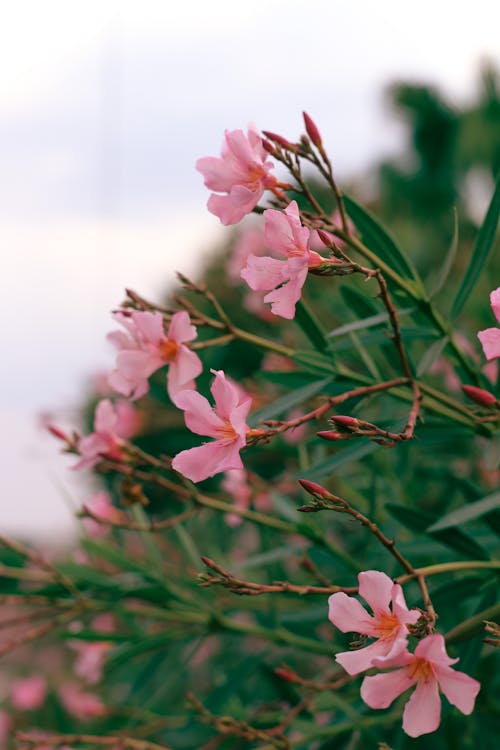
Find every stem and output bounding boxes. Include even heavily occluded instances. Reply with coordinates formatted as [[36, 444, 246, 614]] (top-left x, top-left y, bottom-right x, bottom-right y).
[[445, 602, 500, 645], [17, 733, 171, 750]]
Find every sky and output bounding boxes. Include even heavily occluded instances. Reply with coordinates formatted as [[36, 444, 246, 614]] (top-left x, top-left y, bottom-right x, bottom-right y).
[[1, 0, 499, 539]]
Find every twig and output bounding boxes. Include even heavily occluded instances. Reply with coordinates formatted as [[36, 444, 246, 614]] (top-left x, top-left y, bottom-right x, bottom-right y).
[[17, 732, 171, 750]]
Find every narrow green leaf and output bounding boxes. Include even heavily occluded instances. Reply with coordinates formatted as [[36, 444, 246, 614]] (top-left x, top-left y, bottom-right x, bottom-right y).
[[431, 207, 459, 297], [386, 504, 489, 560], [344, 195, 420, 282], [451, 174, 500, 318], [416, 336, 449, 376], [327, 307, 415, 338], [428, 491, 500, 531], [248, 376, 333, 426], [299, 441, 379, 480], [295, 299, 330, 352]]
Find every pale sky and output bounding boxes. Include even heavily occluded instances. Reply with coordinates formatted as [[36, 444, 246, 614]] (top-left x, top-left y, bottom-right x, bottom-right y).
[[2, 0, 499, 539]]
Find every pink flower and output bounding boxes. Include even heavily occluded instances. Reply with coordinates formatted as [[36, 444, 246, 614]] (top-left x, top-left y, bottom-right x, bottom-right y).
[[172, 370, 251, 483], [227, 227, 268, 284], [113, 400, 142, 439], [73, 399, 127, 470], [328, 570, 420, 675], [82, 491, 125, 537], [58, 683, 106, 720], [478, 287, 500, 361], [241, 201, 324, 319], [196, 126, 277, 225], [71, 615, 114, 685], [361, 634, 480, 738], [10, 675, 47, 711], [108, 310, 202, 405]]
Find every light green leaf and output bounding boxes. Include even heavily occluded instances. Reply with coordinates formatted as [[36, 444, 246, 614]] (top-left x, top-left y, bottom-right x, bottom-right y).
[[451, 174, 500, 318], [428, 491, 500, 531], [327, 307, 415, 338], [416, 336, 449, 376]]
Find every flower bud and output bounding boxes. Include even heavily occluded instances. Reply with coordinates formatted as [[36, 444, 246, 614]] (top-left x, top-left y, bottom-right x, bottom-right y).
[[298, 479, 330, 499], [461, 384, 497, 407], [274, 667, 298, 683], [330, 415, 360, 430], [303, 111, 322, 148], [316, 430, 344, 441], [262, 139, 276, 155], [262, 131, 295, 151]]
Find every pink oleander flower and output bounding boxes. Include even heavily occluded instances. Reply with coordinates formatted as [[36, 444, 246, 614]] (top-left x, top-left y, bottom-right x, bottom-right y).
[[361, 634, 480, 738], [108, 310, 202, 405], [196, 126, 277, 225], [82, 491, 125, 538], [172, 370, 251, 483], [328, 570, 420, 675], [241, 201, 324, 319], [71, 614, 115, 684], [58, 683, 106, 720], [10, 675, 47, 711], [73, 399, 128, 470], [478, 287, 500, 361]]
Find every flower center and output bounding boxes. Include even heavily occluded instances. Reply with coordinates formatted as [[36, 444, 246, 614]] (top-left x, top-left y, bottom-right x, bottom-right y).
[[215, 420, 238, 443], [245, 164, 265, 189], [373, 612, 400, 640], [159, 339, 178, 363], [406, 657, 434, 682]]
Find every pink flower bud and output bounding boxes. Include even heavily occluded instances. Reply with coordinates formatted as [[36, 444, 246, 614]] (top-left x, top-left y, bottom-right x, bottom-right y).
[[298, 479, 330, 499], [461, 385, 497, 407], [330, 415, 359, 430], [303, 111, 322, 148], [262, 131, 295, 151], [274, 667, 298, 683], [46, 424, 70, 442], [317, 430, 344, 441], [262, 139, 276, 155]]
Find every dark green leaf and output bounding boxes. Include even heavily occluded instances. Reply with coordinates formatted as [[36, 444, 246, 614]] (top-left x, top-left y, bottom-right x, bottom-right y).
[[344, 195, 420, 282], [295, 299, 330, 352], [292, 350, 337, 375], [299, 441, 379, 480], [386, 504, 489, 560], [451, 174, 500, 318]]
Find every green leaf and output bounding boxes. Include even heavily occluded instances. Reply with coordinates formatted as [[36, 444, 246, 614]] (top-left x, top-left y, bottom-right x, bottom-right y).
[[248, 376, 333, 426], [428, 491, 500, 531], [431, 207, 459, 297], [339, 284, 378, 318], [299, 441, 379, 480], [451, 174, 500, 318], [295, 299, 330, 352], [327, 307, 415, 338], [344, 195, 420, 282], [416, 336, 449, 376], [385, 504, 489, 560]]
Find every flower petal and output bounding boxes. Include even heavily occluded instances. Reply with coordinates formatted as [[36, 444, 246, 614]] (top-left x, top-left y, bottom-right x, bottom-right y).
[[167, 346, 203, 405], [241, 255, 288, 292], [361, 669, 414, 709], [167, 311, 197, 344], [174, 390, 225, 437], [434, 665, 480, 715], [93, 400, 117, 433], [414, 633, 457, 667], [358, 570, 394, 615], [210, 370, 242, 421], [172, 440, 243, 482], [391, 583, 421, 625], [402, 678, 441, 738], [477, 327, 500, 361], [328, 592, 375, 635], [263, 264, 308, 319], [336, 638, 390, 676], [490, 287, 500, 324]]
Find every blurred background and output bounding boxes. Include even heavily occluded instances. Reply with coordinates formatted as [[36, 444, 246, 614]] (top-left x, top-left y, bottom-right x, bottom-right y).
[[1, 0, 499, 540]]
